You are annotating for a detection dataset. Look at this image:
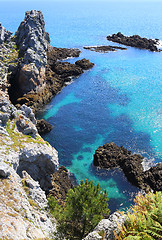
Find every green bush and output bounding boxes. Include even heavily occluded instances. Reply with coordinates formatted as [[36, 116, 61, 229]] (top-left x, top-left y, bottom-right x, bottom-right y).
[[48, 179, 109, 240], [114, 191, 162, 240]]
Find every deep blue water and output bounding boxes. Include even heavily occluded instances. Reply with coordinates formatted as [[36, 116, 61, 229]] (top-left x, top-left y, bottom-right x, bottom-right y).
[[1, 1, 162, 212]]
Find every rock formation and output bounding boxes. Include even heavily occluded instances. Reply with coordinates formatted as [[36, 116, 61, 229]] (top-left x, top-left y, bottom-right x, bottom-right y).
[[83, 212, 126, 240], [0, 97, 59, 239], [36, 118, 53, 135], [107, 32, 161, 52], [93, 142, 162, 192]]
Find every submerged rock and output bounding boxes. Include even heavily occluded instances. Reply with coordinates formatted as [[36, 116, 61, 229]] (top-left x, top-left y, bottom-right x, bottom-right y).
[[84, 45, 127, 52], [107, 32, 161, 52], [93, 142, 162, 192]]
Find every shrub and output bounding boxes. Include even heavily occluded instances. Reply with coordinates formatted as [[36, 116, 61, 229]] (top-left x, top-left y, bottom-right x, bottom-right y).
[[114, 191, 162, 240], [48, 179, 109, 240]]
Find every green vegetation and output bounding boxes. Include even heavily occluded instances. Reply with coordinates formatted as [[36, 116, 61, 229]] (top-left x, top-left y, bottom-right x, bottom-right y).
[[114, 191, 162, 240], [48, 179, 109, 240]]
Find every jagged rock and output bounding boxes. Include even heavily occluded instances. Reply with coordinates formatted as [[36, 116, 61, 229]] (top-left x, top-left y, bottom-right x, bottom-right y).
[[93, 142, 162, 192], [15, 10, 49, 94], [49, 166, 73, 204], [16, 114, 37, 136], [18, 142, 59, 191], [75, 58, 95, 70], [22, 171, 48, 208], [83, 231, 102, 240], [83, 212, 126, 240], [36, 119, 52, 135], [144, 163, 162, 191], [47, 47, 81, 66], [20, 104, 36, 125], [51, 61, 84, 78], [0, 162, 11, 178], [0, 168, 55, 240], [0, 23, 13, 44], [107, 32, 161, 52]]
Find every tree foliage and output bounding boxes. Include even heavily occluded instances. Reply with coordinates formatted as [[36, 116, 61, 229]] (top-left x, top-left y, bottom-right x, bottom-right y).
[[48, 179, 109, 240], [114, 191, 162, 240]]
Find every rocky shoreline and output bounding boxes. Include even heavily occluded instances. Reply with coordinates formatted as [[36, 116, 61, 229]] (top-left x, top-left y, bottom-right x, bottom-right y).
[[107, 32, 161, 52], [93, 142, 162, 192]]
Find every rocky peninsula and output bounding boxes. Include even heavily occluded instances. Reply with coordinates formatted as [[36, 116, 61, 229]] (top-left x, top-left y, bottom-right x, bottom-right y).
[[107, 32, 161, 52], [93, 142, 162, 192], [0, 10, 94, 239]]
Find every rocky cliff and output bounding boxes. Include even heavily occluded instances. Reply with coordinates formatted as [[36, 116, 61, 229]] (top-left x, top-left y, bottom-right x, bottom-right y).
[[0, 97, 59, 239]]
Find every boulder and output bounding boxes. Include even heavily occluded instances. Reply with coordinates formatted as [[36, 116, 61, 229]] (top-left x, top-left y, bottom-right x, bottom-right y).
[[36, 119, 52, 135], [75, 58, 94, 70], [0, 162, 11, 178]]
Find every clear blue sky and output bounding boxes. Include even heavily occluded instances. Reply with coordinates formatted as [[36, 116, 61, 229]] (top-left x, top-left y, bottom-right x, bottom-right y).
[[0, 0, 161, 2]]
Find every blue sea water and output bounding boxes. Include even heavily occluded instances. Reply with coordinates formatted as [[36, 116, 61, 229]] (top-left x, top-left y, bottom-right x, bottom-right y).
[[1, 1, 162, 212]]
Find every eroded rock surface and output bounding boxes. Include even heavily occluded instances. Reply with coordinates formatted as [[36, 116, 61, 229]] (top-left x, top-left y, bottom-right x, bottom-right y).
[[36, 119, 52, 135], [83, 212, 126, 240], [107, 32, 161, 51], [93, 142, 162, 192]]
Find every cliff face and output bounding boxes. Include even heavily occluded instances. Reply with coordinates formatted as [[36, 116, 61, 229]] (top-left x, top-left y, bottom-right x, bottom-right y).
[[0, 97, 58, 239], [15, 10, 49, 94]]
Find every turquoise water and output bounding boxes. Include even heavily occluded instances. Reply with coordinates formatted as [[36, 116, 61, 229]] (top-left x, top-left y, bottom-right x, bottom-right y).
[[1, 1, 162, 212]]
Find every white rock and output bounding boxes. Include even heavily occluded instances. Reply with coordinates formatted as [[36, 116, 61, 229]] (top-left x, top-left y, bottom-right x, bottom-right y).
[[0, 162, 11, 178]]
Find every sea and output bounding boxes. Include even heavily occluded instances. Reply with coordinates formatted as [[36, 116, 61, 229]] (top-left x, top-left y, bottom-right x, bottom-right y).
[[1, 0, 162, 213]]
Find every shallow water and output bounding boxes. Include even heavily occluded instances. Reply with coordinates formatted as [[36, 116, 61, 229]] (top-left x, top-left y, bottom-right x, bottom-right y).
[[1, 0, 162, 212]]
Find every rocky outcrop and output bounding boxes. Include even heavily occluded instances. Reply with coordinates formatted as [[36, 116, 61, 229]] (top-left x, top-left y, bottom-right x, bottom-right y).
[[0, 97, 58, 239], [93, 142, 162, 192], [107, 32, 161, 52], [83, 212, 126, 240], [47, 46, 81, 64], [0, 23, 12, 44], [36, 119, 53, 135], [15, 10, 49, 94], [84, 45, 127, 52], [75, 58, 95, 69], [49, 166, 73, 205]]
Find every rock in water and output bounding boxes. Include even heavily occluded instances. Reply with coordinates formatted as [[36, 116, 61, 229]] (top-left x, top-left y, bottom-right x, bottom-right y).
[[36, 119, 53, 135], [93, 142, 162, 192], [75, 58, 95, 70], [107, 32, 161, 52], [15, 10, 49, 94]]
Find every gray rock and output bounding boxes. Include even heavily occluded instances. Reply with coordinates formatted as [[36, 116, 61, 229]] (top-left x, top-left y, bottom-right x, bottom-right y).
[[84, 231, 102, 240], [20, 104, 36, 125], [22, 171, 48, 208], [16, 114, 37, 136], [83, 212, 126, 240], [0, 23, 13, 44], [0, 162, 11, 178]]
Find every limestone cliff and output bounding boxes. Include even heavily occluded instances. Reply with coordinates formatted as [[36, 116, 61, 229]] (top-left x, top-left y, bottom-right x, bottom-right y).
[[0, 97, 59, 239]]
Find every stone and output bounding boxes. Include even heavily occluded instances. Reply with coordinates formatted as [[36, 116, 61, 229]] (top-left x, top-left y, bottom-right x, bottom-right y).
[[16, 114, 37, 136], [83, 212, 126, 240], [36, 119, 52, 135], [75, 58, 95, 70], [107, 32, 161, 52], [0, 162, 11, 178], [49, 166, 73, 204], [20, 104, 36, 125], [93, 142, 162, 192], [0, 23, 13, 44], [22, 171, 48, 208], [18, 142, 59, 192]]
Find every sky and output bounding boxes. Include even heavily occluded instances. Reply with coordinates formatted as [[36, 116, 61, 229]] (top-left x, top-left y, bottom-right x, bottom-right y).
[[0, 0, 161, 2]]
